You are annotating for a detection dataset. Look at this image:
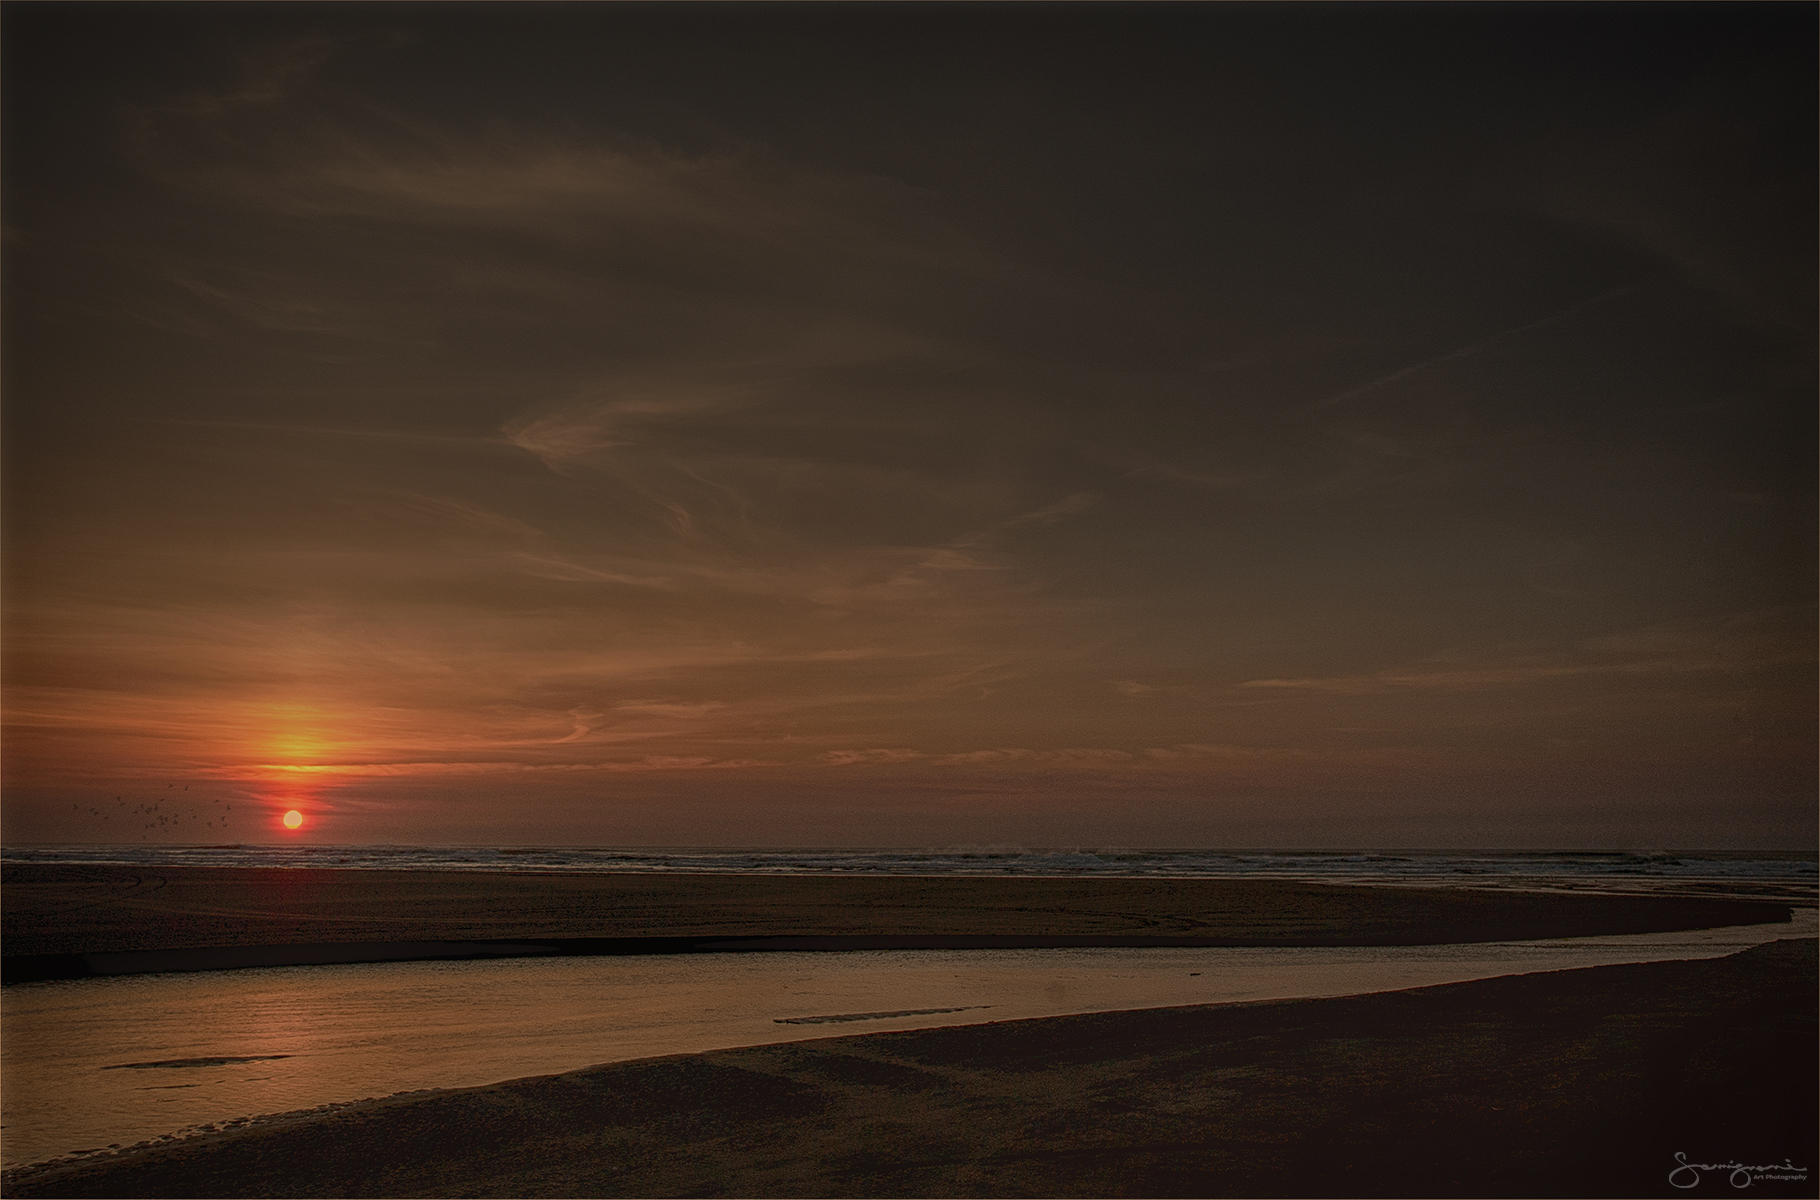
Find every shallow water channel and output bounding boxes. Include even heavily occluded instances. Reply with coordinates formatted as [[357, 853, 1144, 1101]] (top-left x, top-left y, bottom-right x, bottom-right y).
[[3, 911, 1812, 1168]]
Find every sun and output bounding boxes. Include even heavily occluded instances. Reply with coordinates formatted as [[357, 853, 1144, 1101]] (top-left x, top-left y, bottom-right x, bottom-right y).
[[282, 809, 304, 831]]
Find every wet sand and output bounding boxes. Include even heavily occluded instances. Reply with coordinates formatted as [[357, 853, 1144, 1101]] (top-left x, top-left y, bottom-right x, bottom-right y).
[[0, 864, 1792, 981], [5, 938, 1812, 1197]]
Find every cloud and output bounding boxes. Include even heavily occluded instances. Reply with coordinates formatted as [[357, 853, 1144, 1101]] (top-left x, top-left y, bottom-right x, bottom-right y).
[[1490, 77, 1816, 333], [1313, 284, 1638, 412], [134, 81, 973, 286], [211, 753, 788, 779], [1142, 743, 1301, 762], [1120, 460, 1266, 492], [820, 748, 926, 766], [547, 708, 604, 745], [924, 747, 1139, 768], [164, 34, 338, 116], [610, 700, 728, 720], [392, 494, 547, 543], [1578, 606, 1815, 668], [503, 553, 679, 591], [143, 420, 500, 450], [502, 384, 752, 471], [1109, 679, 1199, 700], [1237, 666, 1589, 695], [502, 409, 629, 468], [978, 491, 1100, 538], [1236, 610, 1814, 696], [932, 748, 1035, 766]]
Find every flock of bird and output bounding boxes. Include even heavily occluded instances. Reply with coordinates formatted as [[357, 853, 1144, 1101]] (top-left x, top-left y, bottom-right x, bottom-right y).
[[71, 784, 237, 837]]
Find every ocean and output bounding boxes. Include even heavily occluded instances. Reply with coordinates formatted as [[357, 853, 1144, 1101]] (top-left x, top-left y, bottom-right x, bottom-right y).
[[5, 844, 1814, 890]]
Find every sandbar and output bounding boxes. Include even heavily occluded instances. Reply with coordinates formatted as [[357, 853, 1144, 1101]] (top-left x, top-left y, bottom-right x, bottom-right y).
[[4, 938, 1812, 1197], [0, 864, 1793, 982]]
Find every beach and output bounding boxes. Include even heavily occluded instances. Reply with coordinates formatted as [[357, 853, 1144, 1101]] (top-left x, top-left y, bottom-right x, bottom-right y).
[[2, 865, 1814, 1196], [0, 863, 1795, 980], [4, 937, 1813, 1197]]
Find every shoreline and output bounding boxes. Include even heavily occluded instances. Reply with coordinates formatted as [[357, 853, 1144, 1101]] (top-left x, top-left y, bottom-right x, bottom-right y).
[[7, 938, 1813, 1197], [5, 914, 1806, 1169], [1, 864, 1794, 983], [6, 921, 1807, 985]]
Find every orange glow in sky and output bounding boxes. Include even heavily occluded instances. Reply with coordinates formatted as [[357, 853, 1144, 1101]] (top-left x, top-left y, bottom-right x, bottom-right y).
[[1, 3, 1812, 852]]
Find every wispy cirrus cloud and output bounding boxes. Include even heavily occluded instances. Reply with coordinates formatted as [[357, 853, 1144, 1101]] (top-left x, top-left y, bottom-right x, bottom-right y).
[[1312, 284, 1639, 412], [158, 33, 338, 117], [8, 6, 1810, 848], [820, 748, 926, 766], [1237, 607, 1814, 696]]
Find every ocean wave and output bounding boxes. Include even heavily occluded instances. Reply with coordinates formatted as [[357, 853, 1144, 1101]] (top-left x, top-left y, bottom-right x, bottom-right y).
[[2, 844, 1812, 882]]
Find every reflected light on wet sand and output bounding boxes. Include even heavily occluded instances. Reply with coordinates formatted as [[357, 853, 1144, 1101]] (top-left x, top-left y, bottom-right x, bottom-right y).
[[3, 911, 1811, 1168]]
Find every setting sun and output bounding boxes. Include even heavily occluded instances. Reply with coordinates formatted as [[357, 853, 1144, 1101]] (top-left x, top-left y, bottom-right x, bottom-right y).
[[282, 809, 304, 831]]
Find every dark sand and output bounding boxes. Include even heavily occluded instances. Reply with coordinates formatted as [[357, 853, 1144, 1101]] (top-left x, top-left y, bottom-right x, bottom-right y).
[[0, 864, 1793, 981], [5, 939, 1812, 1198]]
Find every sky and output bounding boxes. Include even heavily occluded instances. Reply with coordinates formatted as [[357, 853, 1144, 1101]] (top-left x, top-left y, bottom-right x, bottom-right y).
[[3, 2, 1814, 850]]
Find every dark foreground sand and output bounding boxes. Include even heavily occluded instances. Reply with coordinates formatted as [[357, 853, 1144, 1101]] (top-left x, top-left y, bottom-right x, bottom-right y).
[[0, 864, 1793, 981], [5, 938, 1813, 1198]]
